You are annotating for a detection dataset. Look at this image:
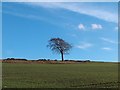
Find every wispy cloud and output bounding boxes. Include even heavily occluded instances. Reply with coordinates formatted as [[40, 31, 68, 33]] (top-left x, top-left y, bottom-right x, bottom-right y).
[[114, 26, 118, 31], [26, 2, 117, 23], [91, 24, 102, 30], [115, 27, 118, 30], [76, 42, 93, 49], [101, 37, 118, 44], [3, 10, 65, 27], [3, 11, 43, 20], [70, 34, 77, 37], [102, 47, 112, 51]]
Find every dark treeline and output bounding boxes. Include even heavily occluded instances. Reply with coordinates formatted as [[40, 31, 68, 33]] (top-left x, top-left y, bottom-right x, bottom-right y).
[[3, 58, 90, 62]]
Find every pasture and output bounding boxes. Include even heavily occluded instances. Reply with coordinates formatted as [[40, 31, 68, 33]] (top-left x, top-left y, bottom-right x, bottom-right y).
[[2, 62, 119, 88]]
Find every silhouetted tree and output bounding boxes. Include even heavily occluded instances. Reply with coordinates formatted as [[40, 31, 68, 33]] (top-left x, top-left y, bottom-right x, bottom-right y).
[[47, 38, 72, 61]]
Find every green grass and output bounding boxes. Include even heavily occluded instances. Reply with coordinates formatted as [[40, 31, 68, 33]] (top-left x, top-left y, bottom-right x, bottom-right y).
[[2, 62, 119, 88]]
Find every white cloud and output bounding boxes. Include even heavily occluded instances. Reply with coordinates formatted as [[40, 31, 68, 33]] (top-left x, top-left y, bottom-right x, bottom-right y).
[[25, 2, 117, 23], [101, 37, 117, 44], [91, 24, 102, 30], [102, 47, 112, 51], [76, 42, 93, 49], [78, 24, 85, 30]]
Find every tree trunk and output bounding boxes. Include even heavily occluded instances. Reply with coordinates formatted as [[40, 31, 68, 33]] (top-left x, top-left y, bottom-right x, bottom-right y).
[[61, 52, 64, 61]]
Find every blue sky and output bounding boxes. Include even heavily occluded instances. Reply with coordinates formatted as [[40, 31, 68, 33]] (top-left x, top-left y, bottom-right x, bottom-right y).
[[2, 2, 118, 62]]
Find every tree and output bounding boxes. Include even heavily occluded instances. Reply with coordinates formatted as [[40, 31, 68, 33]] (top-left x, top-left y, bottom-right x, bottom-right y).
[[47, 38, 72, 61]]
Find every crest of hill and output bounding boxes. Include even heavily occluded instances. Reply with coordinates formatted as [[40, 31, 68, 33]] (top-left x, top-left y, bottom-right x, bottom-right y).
[[2, 58, 91, 64]]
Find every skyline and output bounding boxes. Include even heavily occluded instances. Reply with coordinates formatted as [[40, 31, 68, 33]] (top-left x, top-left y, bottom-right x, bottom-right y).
[[2, 2, 118, 62]]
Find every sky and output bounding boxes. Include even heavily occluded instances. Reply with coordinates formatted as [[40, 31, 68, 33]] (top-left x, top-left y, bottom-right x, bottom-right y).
[[2, 2, 118, 62]]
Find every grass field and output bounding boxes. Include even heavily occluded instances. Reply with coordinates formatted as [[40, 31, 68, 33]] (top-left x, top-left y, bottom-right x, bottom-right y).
[[2, 62, 119, 88]]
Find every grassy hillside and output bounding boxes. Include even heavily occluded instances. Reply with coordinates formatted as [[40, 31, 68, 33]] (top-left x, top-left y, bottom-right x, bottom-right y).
[[2, 62, 119, 88]]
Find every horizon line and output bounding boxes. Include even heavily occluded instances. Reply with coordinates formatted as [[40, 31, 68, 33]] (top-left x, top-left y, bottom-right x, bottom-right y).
[[0, 58, 119, 62]]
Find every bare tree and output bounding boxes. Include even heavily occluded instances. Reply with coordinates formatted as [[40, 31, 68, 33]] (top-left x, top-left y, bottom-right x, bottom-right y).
[[47, 38, 72, 61]]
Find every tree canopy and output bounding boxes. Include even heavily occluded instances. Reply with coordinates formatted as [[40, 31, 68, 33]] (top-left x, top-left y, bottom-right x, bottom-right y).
[[47, 38, 72, 61]]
